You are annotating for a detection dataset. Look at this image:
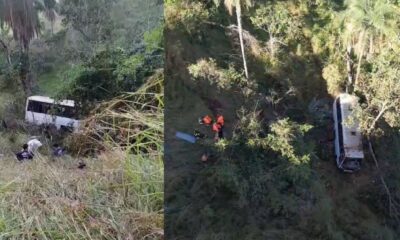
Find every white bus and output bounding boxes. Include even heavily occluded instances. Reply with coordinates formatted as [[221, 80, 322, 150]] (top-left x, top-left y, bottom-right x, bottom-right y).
[[25, 96, 81, 132], [333, 93, 364, 173]]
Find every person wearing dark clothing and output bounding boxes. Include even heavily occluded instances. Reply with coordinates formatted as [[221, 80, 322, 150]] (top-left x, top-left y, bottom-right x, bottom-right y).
[[53, 144, 65, 157], [194, 130, 206, 139], [16, 144, 34, 161]]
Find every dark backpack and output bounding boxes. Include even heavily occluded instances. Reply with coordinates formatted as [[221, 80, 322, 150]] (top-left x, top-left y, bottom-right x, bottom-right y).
[[16, 152, 25, 161], [16, 151, 33, 161]]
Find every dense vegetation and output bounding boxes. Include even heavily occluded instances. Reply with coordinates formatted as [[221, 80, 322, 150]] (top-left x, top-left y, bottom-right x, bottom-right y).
[[165, 0, 400, 239], [0, 0, 163, 239]]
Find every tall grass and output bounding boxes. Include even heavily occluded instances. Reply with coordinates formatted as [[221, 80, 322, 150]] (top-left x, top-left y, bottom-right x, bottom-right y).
[[0, 70, 164, 239]]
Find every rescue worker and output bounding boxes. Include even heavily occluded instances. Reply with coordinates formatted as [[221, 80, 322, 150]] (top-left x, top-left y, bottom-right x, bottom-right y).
[[216, 114, 224, 127], [212, 122, 223, 141], [212, 114, 225, 141], [198, 115, 213, 125], [16, 144, 34, 161]]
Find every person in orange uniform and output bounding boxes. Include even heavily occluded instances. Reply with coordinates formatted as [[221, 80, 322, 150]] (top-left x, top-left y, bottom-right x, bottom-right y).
[[216, 114, 224, 127], [212, 122, 223, 141], [199, 115, 213, 125]]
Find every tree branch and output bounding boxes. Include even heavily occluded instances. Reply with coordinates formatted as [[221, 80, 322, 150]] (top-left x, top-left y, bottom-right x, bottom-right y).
[[368, 102, 389, 134]]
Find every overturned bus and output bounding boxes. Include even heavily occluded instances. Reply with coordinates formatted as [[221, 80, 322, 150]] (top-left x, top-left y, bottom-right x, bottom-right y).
[[333, 93, 364, 173], [25, 96, 81, 132]]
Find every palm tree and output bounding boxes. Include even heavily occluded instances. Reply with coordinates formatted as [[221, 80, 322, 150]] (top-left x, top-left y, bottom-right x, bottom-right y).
[[214, 0, 252, 79], [342, 0, 398, 91], [0, 0, 56, 95]]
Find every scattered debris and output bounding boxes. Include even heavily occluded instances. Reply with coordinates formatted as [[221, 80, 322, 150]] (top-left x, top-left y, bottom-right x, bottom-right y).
[[175, 131, 196, 143], [77, 160, 86, 169], [201, 153, 209, 162]]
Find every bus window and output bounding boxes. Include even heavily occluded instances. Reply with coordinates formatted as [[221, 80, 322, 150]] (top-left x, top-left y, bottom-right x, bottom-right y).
[[27, 100, 51, 114], [28, 100, 77, 118], [54, 105, 76, 118]]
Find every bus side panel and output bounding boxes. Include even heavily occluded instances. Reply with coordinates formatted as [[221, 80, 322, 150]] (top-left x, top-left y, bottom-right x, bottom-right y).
[[53, 116, 80, 130], [25, 99, 80, 131], [333, 99, 340, 166], [26, 111, 51, 126]]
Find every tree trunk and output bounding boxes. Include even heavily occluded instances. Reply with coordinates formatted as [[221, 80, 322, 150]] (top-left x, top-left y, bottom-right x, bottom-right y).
[[236, 0, 249, 79], [355, 31, 366, 88], [51, 22, 54, 36], [346, 44, 354, 93], [368, 34, 373, 58], [269, 37, 275, 59], [19, 47, 32, 97], [368, 103, 388, 134]]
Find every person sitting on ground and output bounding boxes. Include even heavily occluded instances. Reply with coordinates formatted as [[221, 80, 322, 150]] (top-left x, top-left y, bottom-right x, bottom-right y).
[[198, 115, 213, 125], [53, 144, 65, 157], [16, 144, 34, 161]]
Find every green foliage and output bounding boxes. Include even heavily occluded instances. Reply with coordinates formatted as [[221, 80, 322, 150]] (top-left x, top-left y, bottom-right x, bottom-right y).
[[116, 54, 145, 82], [322, 63, 346, 95], [58, 45, 160, 115], [266, 119, 313, 165], [343, 0, 399, 42], [353, 47, 400, 134], [58, 49, 125, 113], [188, 58, 249, 91], [166, 0, 400, 238], [144, 25, 164, 53], [251, 2, 302, 58], [59, 0, 117, 44], [248, 118, 314, 184], [165, 1, 210, 34], [0, 0, 56, 49]]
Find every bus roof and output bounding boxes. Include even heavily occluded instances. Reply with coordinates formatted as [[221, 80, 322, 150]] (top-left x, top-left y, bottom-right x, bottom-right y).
[[338, 93, 364, 159], [27, 96, 75, 107]]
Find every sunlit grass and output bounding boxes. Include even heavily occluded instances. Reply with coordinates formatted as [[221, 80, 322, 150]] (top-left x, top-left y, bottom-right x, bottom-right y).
[[0, 70, 164, 239]]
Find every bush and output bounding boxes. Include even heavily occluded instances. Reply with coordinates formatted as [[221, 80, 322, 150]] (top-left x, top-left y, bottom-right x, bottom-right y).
[[188, 58, 249, 92], [165, 1, 210, 34], [322, 63, 346, 96]]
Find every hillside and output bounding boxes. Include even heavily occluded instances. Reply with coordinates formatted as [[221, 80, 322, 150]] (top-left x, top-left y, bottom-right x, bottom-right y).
[[165, 1, 400, 239], [0, 71, 164, 239], [0, 0, 164, 239]]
